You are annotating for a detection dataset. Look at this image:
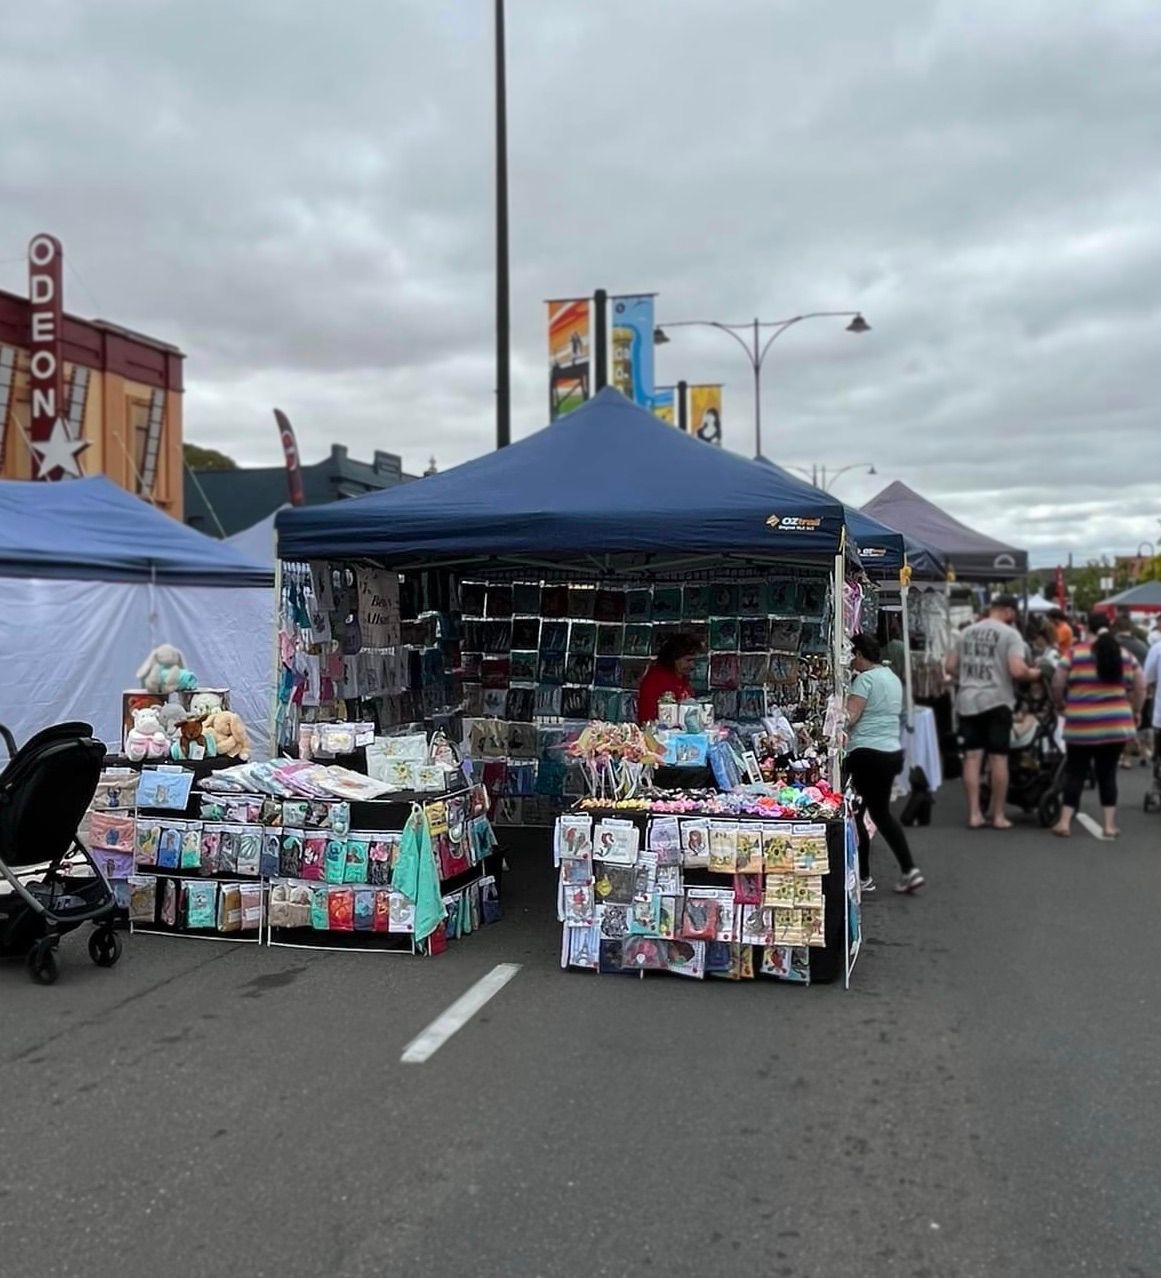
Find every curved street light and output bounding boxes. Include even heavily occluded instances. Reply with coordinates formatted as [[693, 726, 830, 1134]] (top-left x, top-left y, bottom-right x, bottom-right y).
[[782, 461, 877, 491], [653, 311, 870, 456]]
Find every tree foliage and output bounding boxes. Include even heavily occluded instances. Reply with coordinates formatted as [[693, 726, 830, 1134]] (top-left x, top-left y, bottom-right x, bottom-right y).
[[183, 443, 237, 471]]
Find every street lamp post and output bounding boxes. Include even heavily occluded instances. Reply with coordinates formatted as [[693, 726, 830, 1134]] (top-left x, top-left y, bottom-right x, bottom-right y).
[[783, 461, 876, 490], [653, 311, 869, 456], [494, 0, 511, 450]]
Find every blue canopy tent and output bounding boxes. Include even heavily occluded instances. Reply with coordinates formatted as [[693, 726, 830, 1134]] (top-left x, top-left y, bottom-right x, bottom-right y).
[[753, 458, 947, 724], [755, 457, 905, 576], [277, 389, 847, 568], [0, 475, 274, 586], [0, 476, 275, 755]]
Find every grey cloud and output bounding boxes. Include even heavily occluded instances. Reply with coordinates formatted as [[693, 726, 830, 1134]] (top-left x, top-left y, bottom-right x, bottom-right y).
[[1, 0, 1158, 564]]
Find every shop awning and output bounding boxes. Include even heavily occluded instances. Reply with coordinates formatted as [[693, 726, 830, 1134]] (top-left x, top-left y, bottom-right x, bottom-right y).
[[0, 475, 274, 586], [277, 389, 847, 566], [1098, 580, 1161, 613], [861, 480, 1027, 580]]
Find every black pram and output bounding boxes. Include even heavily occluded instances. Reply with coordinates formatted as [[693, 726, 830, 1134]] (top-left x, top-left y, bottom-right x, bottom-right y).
[[0, 721, 122, 984]]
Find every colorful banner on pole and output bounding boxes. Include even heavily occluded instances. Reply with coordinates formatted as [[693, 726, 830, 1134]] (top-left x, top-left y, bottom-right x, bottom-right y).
[[688, 384, 723, 446], [610, 294, 655, 408], [547, 299, 591, 420], [652, 386, 675, 425]]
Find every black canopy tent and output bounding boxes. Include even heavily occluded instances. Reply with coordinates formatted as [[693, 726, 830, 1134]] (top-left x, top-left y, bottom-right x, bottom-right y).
[[861, 480, 1027, 581]]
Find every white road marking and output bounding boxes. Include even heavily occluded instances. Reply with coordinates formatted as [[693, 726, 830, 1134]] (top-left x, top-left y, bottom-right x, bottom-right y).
[[400, 963, 522, 1063], [1075, 813, 1106, 840]]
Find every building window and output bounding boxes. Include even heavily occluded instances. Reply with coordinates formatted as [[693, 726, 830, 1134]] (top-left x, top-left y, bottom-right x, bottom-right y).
[[130, 399, 150, 486]]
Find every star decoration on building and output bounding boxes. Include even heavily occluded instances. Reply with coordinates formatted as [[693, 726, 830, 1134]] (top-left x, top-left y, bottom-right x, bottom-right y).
[[32, 418, 90, 479]]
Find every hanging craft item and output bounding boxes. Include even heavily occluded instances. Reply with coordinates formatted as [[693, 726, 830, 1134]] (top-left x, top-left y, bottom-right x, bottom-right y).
[[568, 721, 666, 801]]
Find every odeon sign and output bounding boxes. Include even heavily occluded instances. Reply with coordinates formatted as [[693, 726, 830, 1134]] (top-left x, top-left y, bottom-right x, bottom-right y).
[[28, 233, 65, 442]]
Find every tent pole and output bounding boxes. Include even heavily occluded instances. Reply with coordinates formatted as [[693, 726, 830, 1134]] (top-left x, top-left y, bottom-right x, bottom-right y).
[[901, 577, 914, 730], [831, 546, 845, 792], [271, 556, 283, 759]]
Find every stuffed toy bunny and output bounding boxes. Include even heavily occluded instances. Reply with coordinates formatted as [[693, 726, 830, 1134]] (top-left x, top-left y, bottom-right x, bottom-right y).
[[125, 707, 169, 761], [136, 644, 198, 695], [203, 710, 251, 761]]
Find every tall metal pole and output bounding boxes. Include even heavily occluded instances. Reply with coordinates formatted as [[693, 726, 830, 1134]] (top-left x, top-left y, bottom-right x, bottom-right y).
[[752, 318, 762, 458], [594, 288, 608, 389], [494, 0, 511, 449]]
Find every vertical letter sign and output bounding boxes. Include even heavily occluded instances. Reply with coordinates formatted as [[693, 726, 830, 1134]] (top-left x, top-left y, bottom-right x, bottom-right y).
[[28, 234, 87, 478]]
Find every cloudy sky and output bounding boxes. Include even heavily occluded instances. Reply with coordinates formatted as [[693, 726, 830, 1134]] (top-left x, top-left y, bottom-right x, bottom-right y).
[[2, 0, 1158, 563]]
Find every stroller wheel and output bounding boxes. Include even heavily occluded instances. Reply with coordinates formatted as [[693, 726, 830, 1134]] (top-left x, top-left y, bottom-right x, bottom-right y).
[[88, 927, 122, 968], [27, 938, 59, 986], [1038, 790, 1063, 828]]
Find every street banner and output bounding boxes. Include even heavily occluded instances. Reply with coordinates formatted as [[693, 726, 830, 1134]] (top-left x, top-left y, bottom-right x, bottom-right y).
[[610, 294, 655, 408], [547, 298, 591, 419], [652, 385, 675, 425], [689, 384, 723, 446]]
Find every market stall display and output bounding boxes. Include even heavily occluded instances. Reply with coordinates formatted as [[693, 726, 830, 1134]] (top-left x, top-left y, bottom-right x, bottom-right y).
[[553, 786, 860, 985], [275, 389, 868, 985], [85, 731, 502, 954]]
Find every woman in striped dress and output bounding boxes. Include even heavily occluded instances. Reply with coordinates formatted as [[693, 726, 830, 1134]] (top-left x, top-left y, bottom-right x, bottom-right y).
[[1051, 613, 1146, 839]]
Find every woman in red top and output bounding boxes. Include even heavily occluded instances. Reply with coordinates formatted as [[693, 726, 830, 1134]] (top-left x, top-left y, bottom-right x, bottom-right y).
[[637, 634, 701, 724]]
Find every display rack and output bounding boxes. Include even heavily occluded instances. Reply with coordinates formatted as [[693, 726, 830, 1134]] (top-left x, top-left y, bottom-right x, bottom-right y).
[[265, 783, 501, 956], [86, 756, 502, 956], [554, 807, 860, 987]]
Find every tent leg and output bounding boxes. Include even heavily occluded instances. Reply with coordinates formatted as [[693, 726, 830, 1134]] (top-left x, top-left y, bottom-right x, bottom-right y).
[[901, 582, 914, 730], [831, 550, 845, 793], [271, 557, 283, 759]]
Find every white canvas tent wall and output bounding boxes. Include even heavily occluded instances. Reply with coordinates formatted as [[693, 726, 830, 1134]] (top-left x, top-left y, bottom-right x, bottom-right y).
[[225, 506, 285, 568], [0, 477, 276, 758]]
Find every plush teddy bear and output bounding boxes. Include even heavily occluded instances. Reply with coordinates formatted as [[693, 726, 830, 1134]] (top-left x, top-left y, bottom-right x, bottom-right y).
[[125, 707, 169, 761], [136, 644, 198, 695], [188, 690, 225, 719], [170, 717, 218, 761], [202, 710, 251, 761]]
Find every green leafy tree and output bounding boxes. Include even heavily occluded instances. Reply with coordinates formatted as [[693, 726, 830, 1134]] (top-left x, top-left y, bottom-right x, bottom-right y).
[[183, 443, 237, 471]]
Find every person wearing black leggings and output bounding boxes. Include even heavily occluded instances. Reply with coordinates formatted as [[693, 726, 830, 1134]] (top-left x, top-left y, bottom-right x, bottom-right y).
[[844, 634, 924, 894], [1051, 612, 1146, 839]]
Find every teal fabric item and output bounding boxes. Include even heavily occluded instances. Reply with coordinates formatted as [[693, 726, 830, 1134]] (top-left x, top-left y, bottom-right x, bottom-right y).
[[848, 664, 904, 752], [394, 806, 445, 941]]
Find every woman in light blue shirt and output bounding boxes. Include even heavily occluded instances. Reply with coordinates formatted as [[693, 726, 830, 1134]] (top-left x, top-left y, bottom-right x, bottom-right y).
[[845, 633, 924, 894]]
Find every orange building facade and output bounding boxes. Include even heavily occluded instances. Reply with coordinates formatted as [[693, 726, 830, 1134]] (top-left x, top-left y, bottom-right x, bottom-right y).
[[0, 236, 184, 516]]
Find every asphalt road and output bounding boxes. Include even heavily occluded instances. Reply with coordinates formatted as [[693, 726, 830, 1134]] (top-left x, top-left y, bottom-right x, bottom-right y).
[[2, 770, 1159, 1278]]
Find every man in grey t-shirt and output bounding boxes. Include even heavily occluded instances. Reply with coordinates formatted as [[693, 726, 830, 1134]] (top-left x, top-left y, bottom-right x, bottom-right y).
[[945, 595, 1043, 829]]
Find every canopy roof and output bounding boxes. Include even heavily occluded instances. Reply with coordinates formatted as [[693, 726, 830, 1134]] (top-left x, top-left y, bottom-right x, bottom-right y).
[[755, 459, 946, 579], [861, 480, 1027, 580], [277, 388, 847, 567], [0, 476, 274, 586], [1098, 580, 1161, 612]]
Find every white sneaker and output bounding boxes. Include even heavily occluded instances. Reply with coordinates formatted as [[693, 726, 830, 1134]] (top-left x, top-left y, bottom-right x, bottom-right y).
[[894, 868, 925, 894], [859, 877, 876, 894]]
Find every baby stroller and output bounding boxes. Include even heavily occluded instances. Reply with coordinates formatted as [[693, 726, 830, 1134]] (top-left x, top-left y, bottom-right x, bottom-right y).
[[979, 675, 1066, 827], [0, 721, 122, 984], [1144, 732, 1161, 814]]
